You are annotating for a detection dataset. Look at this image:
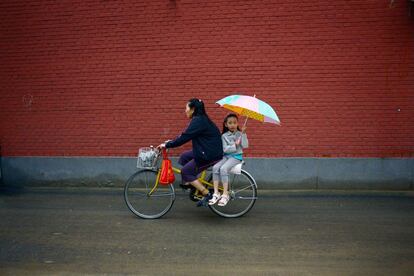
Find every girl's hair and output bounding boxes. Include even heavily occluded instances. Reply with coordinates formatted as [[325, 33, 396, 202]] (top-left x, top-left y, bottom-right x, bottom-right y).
[[222, 113, 240, 134]]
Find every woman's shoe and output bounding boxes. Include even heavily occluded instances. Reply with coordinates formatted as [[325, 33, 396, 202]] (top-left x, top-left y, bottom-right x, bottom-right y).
[[196, 193, 212, 207], [217, 194, 230, 207], [208, 193, 221, 205]]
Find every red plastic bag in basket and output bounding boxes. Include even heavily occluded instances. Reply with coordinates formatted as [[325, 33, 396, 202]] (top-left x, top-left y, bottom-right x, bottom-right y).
[[159, 149, 175, 185]]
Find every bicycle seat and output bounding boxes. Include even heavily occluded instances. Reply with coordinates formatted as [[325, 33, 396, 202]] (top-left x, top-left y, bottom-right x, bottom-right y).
[[230, 162, 243, 174]]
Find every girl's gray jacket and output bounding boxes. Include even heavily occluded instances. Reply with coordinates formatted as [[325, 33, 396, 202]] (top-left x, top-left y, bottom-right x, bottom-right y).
[[222, 131, 248, 154]]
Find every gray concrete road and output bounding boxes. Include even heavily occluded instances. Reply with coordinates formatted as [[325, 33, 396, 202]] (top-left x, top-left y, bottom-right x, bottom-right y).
[[1, 188, 414, 275]]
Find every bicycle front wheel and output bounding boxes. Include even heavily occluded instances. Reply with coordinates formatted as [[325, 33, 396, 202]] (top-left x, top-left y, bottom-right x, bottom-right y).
[[124, 169, 175, 219], [209, 170, 257, 218]]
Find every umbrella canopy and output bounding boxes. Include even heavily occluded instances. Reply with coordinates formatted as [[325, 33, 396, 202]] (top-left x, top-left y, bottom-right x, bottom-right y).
[[216, 95, 280, 125]]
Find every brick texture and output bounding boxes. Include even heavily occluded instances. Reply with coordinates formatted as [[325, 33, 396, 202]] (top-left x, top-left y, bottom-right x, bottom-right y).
[[1, 0, 413, 157]]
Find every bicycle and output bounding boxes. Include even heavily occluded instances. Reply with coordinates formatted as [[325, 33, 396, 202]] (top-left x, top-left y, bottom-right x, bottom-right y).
[[124, 147, 258, 219]]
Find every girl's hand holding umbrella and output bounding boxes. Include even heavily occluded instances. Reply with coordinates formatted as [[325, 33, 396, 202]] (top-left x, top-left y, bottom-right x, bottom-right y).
[[235, 125, 247, 145]]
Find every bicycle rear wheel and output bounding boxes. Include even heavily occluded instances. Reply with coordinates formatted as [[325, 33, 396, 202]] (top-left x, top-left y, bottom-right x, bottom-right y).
[[208, 170, 257, 218], [124, 169, 175, 219]]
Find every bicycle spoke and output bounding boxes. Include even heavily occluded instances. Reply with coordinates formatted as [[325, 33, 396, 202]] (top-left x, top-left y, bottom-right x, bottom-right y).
[[149, 192, 175, 197], [233, 185, 253, 194], [144, 173, 149, 191], [235, 196, 258, 200]]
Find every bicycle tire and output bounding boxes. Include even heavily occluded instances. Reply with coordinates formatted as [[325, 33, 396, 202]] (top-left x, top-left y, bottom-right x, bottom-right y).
[[124, 169, 175, 219], [208, 170, 257, 218]]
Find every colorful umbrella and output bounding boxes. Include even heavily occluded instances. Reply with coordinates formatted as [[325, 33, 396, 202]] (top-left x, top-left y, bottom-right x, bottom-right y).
[[216, 94, 281, 125]]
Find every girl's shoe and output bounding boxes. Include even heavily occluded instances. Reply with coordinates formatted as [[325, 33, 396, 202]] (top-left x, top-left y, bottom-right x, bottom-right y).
[[218, 194, 230, 207], [208, 193, 221, 205]]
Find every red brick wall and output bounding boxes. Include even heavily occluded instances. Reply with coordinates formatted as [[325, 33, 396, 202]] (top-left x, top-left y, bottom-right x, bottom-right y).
[[1, 0, 413, 157]]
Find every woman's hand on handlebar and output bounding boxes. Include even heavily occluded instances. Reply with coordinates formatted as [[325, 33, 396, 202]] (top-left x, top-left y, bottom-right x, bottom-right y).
[[156, 140, 171, 151], [156, 143, 166, 151]]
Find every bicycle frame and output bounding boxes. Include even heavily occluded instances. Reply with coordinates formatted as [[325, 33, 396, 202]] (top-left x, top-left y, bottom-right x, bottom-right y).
[[148, 166, 215, 196]]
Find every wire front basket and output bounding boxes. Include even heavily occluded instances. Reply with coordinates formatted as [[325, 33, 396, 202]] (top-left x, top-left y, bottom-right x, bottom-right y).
[[137, 147, 159, 169]]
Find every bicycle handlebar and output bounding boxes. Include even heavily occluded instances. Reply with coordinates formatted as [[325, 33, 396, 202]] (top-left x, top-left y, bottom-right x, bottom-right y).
[[155, 147, 169, 158]]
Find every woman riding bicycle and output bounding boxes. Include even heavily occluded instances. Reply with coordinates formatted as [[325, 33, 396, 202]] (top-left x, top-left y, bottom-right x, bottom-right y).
[[157, 98, 223, 206]]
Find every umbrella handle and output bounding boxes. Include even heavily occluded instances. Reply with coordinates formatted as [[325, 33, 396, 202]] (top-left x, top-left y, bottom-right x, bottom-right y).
[[243, 116, 248, 128], [242, 95, 254, 128]]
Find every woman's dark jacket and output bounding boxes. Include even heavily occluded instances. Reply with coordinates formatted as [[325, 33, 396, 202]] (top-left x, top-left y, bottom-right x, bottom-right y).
[[166, 115, 223, 165]]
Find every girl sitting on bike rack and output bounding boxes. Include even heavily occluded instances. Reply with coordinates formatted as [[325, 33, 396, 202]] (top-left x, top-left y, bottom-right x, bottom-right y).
[[157, 98, 223, 207], [210, 113, 248, 207]]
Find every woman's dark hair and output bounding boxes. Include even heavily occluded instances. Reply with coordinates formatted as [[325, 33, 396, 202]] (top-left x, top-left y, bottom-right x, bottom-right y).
[[222, 113, 240, 134], [187, 98, 220, 131], [188, 98, 209, 118]]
